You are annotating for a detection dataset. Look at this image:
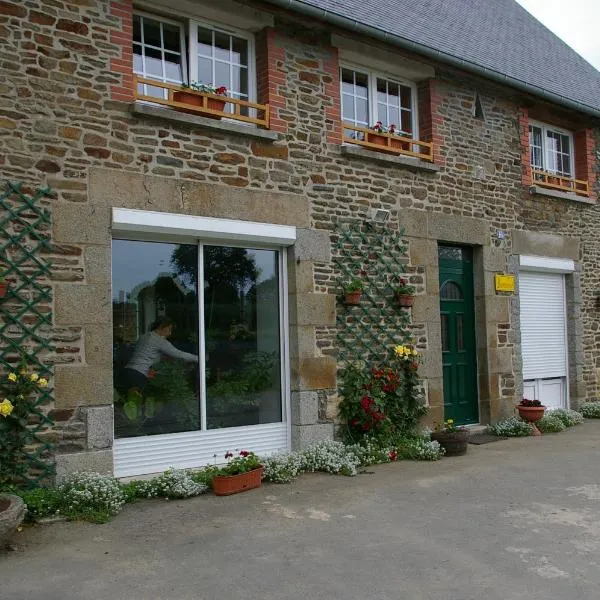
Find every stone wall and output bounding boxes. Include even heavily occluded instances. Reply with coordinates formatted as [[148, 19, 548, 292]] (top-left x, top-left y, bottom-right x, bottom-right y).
[[0, 0, 599, 475]]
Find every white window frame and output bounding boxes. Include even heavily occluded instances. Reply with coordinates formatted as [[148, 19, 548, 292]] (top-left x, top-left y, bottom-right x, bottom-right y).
[[340, 61, 419, 140], [111, 208, 294, 477], [133, 10, 189, 97], [529, 120, 575, 178], [132, 9, 256, 106]]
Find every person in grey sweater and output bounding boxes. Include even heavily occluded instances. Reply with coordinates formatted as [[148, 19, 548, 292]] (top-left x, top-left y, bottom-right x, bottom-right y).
[[123, 316, 198, 392]]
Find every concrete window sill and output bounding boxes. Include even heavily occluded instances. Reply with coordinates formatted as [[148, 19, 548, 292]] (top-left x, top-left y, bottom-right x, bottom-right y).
[[529, 185, 596, 205], [130, 102, 280, 142], [340, 145, 440, 172]]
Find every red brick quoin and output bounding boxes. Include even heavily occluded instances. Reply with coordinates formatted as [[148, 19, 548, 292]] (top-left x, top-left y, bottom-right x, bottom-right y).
[[109, 0, 134, 102]]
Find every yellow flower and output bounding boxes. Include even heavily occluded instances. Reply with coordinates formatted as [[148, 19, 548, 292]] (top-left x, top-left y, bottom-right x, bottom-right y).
[[30, 373, 39, 382], [412, 349, 418, 356], [38, 378, 48, 388], [0, 399, 14, 417], [19, 369, 27, 376], [7, 373, 17, 382], [394, 345, 404, 356], [447, 419, 454, 424]]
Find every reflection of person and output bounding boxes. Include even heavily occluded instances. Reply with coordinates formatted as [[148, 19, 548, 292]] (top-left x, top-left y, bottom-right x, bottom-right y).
[[123, 317, 198, 392]]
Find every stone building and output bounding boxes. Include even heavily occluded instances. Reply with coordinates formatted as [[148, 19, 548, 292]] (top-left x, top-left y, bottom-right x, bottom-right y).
[[0, 0, 599, 479]]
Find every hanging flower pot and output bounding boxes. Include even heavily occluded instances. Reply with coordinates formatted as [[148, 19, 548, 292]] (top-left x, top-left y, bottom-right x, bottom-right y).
[[396, 293, 414, 307], [344, 291, 362, 305]]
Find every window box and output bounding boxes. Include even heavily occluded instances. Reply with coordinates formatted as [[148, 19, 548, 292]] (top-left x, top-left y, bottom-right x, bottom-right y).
[[134, 75, 270, 128], [528, 120, 588, 197]]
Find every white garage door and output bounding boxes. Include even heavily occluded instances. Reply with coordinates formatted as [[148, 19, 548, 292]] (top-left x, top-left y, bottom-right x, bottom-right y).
[[519, 271, 567, 409]]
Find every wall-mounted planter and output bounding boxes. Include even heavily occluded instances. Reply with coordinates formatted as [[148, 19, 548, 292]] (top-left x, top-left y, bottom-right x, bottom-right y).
[[396, 293, 414, 307], [344, 291, 362, 305]]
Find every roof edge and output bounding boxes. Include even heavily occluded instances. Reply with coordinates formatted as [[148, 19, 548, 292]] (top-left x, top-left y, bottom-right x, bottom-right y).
[[264, 0, 600, 119]]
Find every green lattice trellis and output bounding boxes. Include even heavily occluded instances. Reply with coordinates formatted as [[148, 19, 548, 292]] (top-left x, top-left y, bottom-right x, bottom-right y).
[[334, 220, 414, 367], [0, 182, 55, 485]]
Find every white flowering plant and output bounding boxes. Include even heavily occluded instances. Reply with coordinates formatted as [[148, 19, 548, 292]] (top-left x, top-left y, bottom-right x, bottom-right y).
[[580, 402, 600, 418], [487, 416, 534, 437], [0, 356, 51, 486], [59, 472, 126, 523], [547, 408, 584, 427], [536, 413, 566, 433], [125, 468, 208, 500]]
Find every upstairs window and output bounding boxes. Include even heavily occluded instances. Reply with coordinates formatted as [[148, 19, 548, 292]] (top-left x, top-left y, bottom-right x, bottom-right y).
[[133, 11, 254, 108], [341, 66, 416, 138], [529, 121, 573, 177]]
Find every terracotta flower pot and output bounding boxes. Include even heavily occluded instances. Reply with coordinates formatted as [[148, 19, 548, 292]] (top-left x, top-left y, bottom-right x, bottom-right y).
[[431, 429, 469, 456], [0, 494, 25, 548], [516, 405, 546, 423], [397, 293, 414, 307], [390, 137, 410, 152], [172, 91, 226, 119], [367, 132, 387, 146], [212, 466, 264, 496], [0, 281, 8, 298], [344, 291, 362, 305]]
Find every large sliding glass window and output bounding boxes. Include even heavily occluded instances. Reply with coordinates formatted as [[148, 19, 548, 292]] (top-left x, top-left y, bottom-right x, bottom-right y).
[[112, 240, 283, 439]]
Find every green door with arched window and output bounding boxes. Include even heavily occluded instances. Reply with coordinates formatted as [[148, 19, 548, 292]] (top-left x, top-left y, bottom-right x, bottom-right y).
[[438, 245, 479, 425]]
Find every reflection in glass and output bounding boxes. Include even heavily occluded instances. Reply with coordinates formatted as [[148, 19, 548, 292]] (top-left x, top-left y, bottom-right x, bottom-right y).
[[440, 280, 463, 300], [112, 240, 199, 438], [204, 246, 282, 429]]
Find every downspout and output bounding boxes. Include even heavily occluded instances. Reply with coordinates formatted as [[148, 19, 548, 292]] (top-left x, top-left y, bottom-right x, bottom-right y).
[[263, 0, 600, 119]]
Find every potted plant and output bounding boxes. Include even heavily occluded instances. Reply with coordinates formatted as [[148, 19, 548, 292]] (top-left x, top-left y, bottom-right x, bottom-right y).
[[172, 82, 228, 118], [387, 124, 411, 152], [212, 450, 263, 496], [343, 279, 365, 305], [431, 419, 469, 456], [516, 398, 546, 435], [0, 494, 25, 548], [368, 121, 388, 146], [0, 269, 8, 299], [395, 277, 415, 307]]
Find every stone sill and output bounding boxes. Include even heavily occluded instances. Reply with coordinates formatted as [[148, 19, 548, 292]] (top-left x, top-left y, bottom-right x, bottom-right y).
[[340, 145, 440, 172], [130, 102, 280, 142], [529, 185, 596, 205]]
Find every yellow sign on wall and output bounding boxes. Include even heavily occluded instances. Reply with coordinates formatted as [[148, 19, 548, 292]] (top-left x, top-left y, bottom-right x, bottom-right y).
[[495, 274, 515, 293]]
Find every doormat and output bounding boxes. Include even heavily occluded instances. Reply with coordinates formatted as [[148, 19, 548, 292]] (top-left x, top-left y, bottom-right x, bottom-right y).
[[468, 433, 507, 445]]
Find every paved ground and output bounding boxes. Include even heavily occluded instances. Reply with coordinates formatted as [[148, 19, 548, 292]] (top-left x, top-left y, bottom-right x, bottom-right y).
[[4, 422, 600, 600]]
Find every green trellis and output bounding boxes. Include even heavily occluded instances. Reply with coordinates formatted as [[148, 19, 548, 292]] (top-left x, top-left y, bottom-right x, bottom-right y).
[[334, 220, 414, 367], [0, 182, 55, 485]]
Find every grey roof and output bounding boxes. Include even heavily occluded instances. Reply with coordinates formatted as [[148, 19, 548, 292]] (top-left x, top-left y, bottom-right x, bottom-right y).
[[266, 0, 600, 116]]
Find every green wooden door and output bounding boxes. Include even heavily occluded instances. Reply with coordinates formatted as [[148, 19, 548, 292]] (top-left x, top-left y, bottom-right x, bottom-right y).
[[438, 245, 478, 425]]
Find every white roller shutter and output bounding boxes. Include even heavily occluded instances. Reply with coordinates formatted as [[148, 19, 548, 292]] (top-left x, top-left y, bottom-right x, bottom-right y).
[[519, 271, 567, 380]]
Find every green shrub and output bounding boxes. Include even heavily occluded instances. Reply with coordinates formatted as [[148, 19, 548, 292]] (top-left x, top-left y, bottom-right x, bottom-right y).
[[20, 487, 64, 521], [487, 416, 533, 437], [580, 402, 600, 418], [536, 414, 567, 433], [547, 408, 584, 427]]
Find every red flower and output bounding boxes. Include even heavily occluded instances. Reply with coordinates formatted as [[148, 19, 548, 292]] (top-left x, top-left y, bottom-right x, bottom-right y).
[[388, 450, 398, 461], [350, 419, 359, 427], [360, 395, 373, 411], [225, 451, 233, 459], [239, 450, 250, 457], [147, 369, 157, 379], [215, 85, 228, 95]]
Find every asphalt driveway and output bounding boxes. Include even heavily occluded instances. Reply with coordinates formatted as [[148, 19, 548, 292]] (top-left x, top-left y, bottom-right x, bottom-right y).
[[4, 422, 600, 600]]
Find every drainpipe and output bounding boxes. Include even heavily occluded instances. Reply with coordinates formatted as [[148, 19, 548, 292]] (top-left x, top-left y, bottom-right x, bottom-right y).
[[263, 0, 600, 119]]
